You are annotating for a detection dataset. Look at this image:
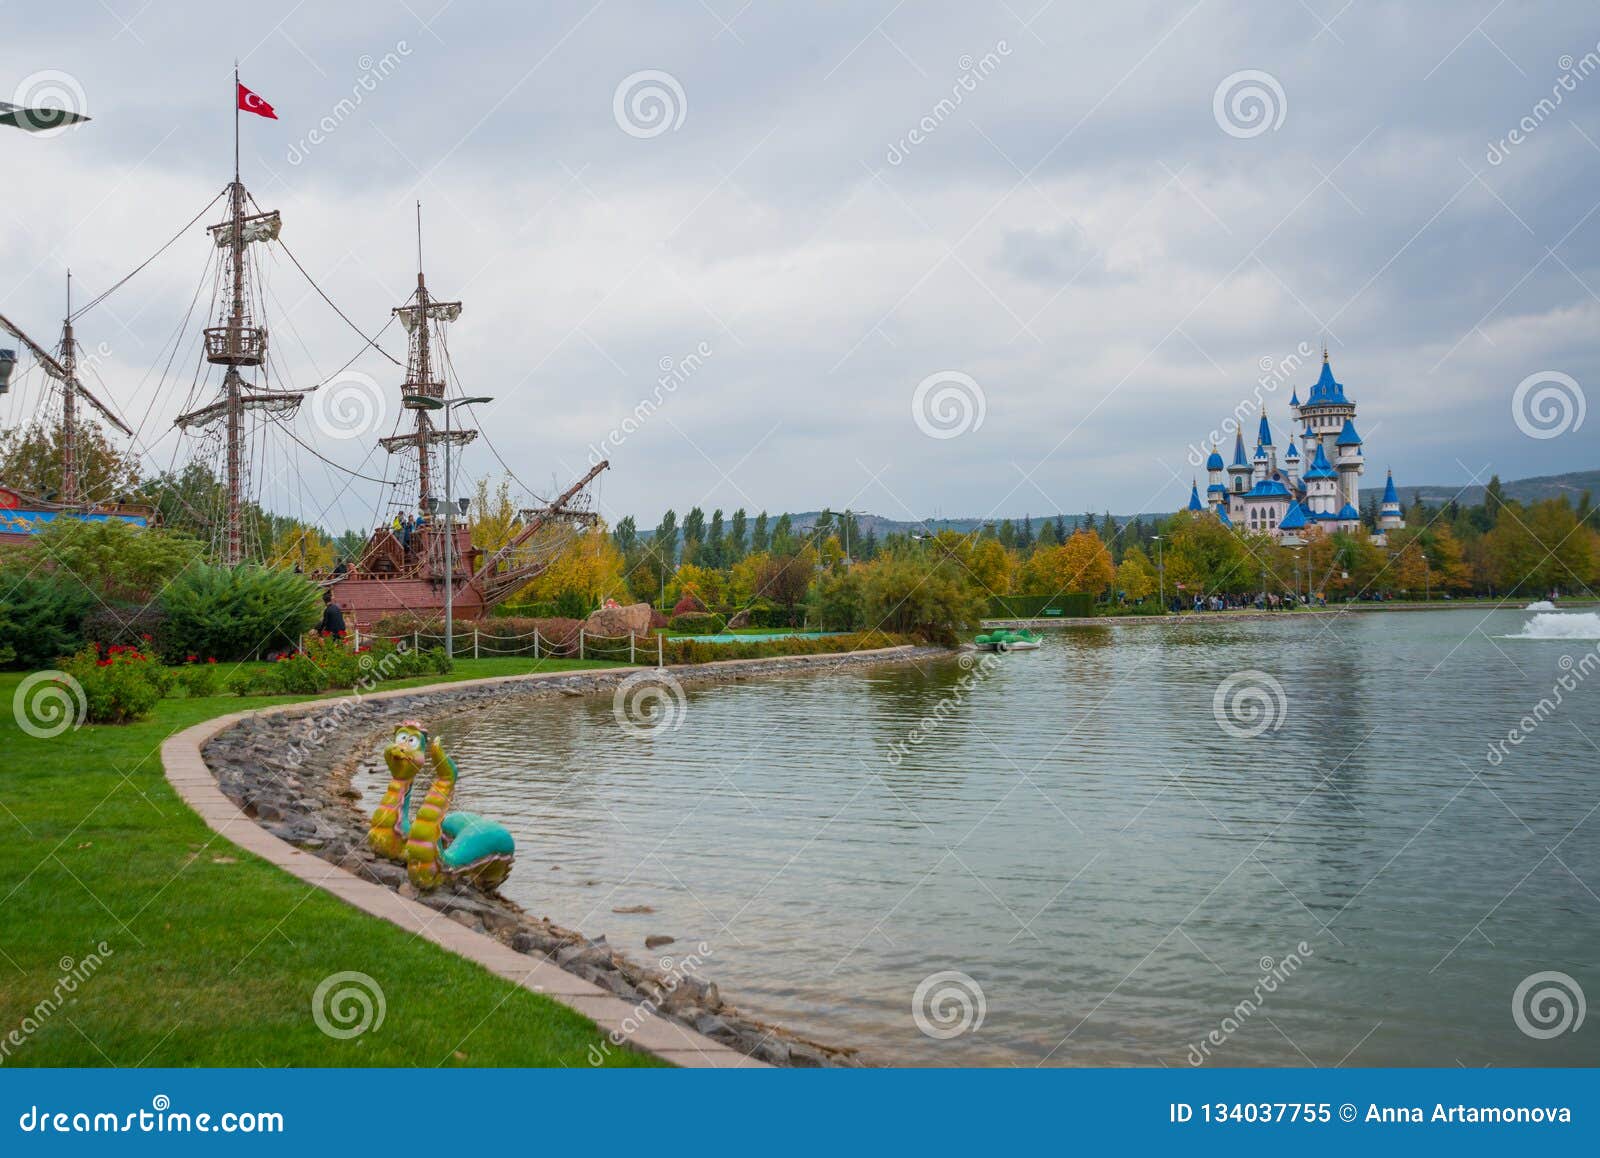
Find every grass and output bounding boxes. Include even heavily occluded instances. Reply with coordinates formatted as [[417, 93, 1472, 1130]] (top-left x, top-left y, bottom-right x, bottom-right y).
[[0, 657, 664, 1067]]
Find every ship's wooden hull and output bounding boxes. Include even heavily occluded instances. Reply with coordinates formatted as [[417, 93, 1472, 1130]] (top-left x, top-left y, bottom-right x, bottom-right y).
[[330, 573, 488, 631]]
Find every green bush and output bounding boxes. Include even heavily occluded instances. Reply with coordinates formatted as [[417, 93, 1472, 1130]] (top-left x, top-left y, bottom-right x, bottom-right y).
[[668, 612, 727, 634], [61, 644, 167, 724], [744, 603, 800, 629], [985, 593, 1095, 620], [160, 565, 320, 661], [171, 662, 226, 697], [83, 604, 172, 654], [0, 575, 96, 669], [809, 571, 867, 631]]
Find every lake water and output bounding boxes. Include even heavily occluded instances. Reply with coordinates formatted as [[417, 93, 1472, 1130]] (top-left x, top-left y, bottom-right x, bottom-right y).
[[354, 607, 1600, 1066]]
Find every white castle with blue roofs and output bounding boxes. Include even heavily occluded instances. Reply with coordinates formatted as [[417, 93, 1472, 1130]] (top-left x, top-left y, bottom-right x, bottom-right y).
[[1186, 351, 1405, 543]]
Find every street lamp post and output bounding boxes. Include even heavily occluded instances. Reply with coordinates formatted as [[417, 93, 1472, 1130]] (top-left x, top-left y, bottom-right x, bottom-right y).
[[402, 393, 493, 658]]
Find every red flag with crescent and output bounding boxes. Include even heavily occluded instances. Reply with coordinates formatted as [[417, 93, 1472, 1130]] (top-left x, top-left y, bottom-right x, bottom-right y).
[[237, 83, 277, 120]]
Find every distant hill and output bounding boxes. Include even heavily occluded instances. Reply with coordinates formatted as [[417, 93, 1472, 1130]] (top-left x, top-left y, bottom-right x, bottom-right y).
[[1375, 469, 1600, 509], [784, 469, 1598, 534]]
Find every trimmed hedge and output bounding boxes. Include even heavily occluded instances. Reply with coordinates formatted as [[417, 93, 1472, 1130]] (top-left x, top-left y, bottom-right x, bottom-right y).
[[986, 593, 1095, 620], [668, 611, 727, 634]]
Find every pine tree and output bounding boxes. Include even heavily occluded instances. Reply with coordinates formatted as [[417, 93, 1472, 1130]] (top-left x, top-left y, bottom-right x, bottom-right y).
[[1018, 515, 1034, 551], [751, 511, 770, 553], [728, 508, 748, 560]]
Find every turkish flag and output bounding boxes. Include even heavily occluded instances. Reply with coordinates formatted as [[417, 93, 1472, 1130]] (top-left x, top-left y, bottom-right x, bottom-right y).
[[237, 83, 277, 120]]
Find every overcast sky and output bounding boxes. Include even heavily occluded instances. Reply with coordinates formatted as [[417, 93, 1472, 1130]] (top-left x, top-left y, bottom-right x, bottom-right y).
[[3, 1, 1598, 533]]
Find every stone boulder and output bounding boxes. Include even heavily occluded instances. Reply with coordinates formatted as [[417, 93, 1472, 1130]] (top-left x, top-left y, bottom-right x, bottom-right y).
[[585, 601, 653, 637]]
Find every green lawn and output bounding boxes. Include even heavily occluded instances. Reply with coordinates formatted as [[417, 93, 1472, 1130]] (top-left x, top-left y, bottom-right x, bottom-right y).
[[0, 658, 663, 1067]]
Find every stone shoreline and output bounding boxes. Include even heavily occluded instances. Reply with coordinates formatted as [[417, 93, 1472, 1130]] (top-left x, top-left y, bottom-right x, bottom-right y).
[[191, 644, 947, 1067]]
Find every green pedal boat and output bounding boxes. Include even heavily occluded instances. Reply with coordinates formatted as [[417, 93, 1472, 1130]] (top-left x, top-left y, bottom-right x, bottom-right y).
[[974, 629, 1043, 652]]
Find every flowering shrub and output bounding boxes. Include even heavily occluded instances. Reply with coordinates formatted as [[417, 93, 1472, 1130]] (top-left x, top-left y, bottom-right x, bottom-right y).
[[60, 643, 168, 724]]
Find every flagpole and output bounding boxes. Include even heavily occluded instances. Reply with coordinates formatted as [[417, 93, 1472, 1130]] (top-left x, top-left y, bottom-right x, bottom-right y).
[[233, 60, 240, 185]]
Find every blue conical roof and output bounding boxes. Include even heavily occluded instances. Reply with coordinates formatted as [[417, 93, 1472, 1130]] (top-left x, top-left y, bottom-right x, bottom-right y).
[[1306, 354, 1349, 404], [1303, 443, 1338, 480], [1284, 441, 1300, 459], [1289, 387, 1301, 407], [1187, 481, 1204, 512], [1336, 503, 1361, 521], [1217, 507, 1232, 527], [1257, 412, 1273, 446], [1278, 502, 1309, 531], [1382, 470, 1400, 506], [1231, 429, 1249, 468], [1206, 445, 1225, 471], [1336, 418, 1363, 446]]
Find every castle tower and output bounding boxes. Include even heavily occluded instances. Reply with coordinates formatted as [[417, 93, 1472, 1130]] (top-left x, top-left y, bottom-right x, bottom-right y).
[[1378, 470, 1405, 531], [1227, 429, 1252, 495], [1303, 442, 1339, 517], [1288, 385, 1301, 428], [1206, 443, 1228, 511], [1282, 438, 1300, 490], [1335, 418, 1364, 511]]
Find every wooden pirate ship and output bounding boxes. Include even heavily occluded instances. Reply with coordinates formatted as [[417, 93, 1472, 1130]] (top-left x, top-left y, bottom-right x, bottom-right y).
[[1, 77, 607, 624]]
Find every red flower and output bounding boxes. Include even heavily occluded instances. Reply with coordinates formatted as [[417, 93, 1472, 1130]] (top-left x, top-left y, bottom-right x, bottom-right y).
[[140, 633, 152, 641], [96, 659, 110, 667], [206, 657, 217, 664]]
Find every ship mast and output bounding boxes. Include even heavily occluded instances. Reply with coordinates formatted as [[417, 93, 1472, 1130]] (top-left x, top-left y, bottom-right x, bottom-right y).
[[174, 63, 301, 564], [380, 204, 472, 514], [60, 272, 77, 506], [0, 281, 132, 508]]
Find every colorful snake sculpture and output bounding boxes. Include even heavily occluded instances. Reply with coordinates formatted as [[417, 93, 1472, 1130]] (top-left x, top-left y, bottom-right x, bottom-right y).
[[366, 721, 515, 890]]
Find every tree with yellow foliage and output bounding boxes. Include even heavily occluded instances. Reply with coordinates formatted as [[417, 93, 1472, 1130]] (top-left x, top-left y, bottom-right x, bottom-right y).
[[672, 562, 725, 609], [267, 525, 336, 573], [471, 475, 521, 557], [517, 526, 628, 609], [1024, 530, 1114, 595], [1116, 545, 1156, 602]]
